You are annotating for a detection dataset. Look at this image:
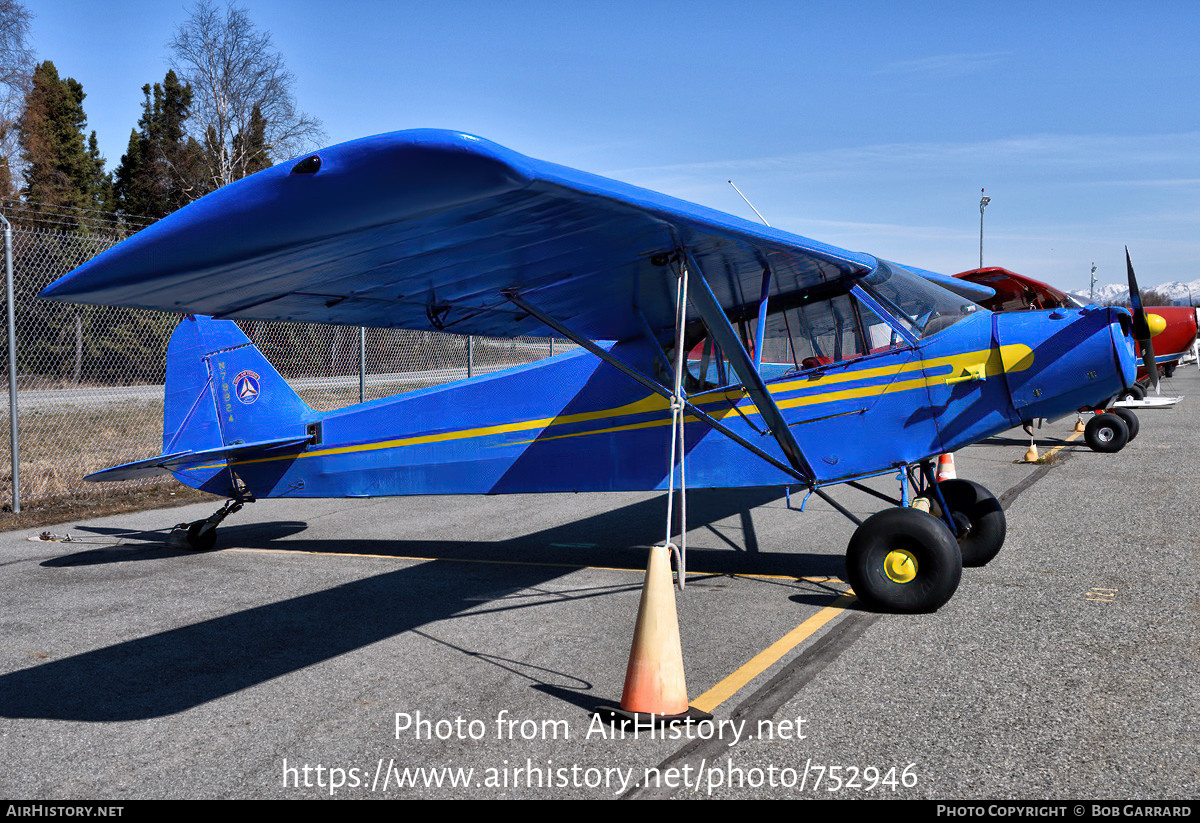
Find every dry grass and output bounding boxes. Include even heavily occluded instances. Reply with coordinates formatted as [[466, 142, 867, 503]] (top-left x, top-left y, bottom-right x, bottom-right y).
[[0, 399, 219, 532], [7, 400, 165, 500], [0, 483, 212, 534]]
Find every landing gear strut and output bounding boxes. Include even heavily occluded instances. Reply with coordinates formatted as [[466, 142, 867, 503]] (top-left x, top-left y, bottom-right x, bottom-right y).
[[176, 493, 254, 551]]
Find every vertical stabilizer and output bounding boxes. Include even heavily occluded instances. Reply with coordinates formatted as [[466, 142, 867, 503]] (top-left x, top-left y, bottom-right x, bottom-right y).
[[163, 315, 312, 455]]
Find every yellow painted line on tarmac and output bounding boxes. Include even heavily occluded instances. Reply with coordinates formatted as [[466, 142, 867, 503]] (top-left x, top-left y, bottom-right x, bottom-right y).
[[231, 544, 852, 711], [690, 592, 856, 714], [1043, 429, 1084, 458]]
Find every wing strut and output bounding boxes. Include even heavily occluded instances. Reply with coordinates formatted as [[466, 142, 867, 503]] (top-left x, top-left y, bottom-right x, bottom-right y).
[[683, 254, 817, 483], [503, 292, 811, 485], [752, 264, 772, 370]]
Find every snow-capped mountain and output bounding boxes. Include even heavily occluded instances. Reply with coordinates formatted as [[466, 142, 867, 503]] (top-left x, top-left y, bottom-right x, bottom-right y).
[[1068, 278, 1200, 306]]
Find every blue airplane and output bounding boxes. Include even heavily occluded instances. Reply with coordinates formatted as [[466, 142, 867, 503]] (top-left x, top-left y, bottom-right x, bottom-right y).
[[40, 130, 1142, 613]]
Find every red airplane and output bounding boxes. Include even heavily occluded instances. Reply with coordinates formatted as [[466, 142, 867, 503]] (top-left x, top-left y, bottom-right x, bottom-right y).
[[954, 266, 1193, 452], [955, 267, 1198, 385]]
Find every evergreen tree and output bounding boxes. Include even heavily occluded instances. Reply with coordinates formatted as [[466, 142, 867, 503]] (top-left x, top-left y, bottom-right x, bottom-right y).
[[86, 131, 112, 213], [114, 70, 206, 218], [231, 103, 269, 178], [18, 61, 105, 212]]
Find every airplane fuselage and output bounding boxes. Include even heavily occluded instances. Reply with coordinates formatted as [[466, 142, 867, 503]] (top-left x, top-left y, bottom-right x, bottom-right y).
[[173, 306, 1136, 499]]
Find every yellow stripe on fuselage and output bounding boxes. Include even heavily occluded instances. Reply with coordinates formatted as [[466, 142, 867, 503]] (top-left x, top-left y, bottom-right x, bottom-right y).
[[187, 343, 1032, 472]]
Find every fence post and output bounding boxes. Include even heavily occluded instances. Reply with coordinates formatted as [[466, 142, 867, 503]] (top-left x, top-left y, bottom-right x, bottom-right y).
[[467, 335, 474, 378], [1, 212, 19, 513], [359, 327, 365, 403]]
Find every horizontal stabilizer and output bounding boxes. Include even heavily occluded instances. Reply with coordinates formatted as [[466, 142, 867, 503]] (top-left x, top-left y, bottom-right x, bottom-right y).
[[86, 435, 311, 483]]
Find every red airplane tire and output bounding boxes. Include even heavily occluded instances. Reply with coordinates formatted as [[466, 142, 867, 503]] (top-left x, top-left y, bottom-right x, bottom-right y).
[[1084, 414, 1129, 453], [933, 479, 1006, 567], [1110, 407, 1139, 441], [846, 508, 962, 613]]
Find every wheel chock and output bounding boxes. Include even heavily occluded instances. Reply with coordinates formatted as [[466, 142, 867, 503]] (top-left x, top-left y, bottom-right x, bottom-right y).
[[598, 544, 710, 725]]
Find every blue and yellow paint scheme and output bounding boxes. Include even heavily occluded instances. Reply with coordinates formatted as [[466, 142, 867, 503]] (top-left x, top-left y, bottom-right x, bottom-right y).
[[89, 301, 1134, 502], [39, 129, 1137, 500], [39, 129, 1142, 609], [35, 128, 1152, 614]]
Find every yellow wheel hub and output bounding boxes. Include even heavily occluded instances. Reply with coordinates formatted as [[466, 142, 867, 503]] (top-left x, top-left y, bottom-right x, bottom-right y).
[[883, 549, 918, 584]]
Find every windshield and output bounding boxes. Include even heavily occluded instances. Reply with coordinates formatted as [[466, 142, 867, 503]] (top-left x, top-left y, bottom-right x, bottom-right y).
[[860, 261, 979, 338]]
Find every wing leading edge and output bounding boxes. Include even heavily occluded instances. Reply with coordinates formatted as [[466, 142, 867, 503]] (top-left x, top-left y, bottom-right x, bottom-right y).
[[43, 130, 891, 341]]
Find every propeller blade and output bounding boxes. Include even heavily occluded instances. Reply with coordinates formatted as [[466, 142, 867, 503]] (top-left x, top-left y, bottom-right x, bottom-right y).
[[1126, 247, 1159, 390]]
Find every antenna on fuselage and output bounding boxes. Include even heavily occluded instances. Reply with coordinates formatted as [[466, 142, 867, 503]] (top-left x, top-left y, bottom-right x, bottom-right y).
[[729, 180, 771, 227]]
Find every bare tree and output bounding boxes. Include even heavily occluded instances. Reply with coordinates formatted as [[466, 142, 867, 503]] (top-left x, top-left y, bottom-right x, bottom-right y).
[[168, 0, 324, 191], [0, 0, 33, 195]]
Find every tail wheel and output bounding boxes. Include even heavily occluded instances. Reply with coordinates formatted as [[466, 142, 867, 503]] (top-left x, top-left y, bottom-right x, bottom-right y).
[[1110, 407, 1139, 440], [1119, 384, 1146, 402], [1084, 413, 1130, 453], [933, 479, 1006, 567], [846, 508, 962, 613], [186, 522, 218, 551]]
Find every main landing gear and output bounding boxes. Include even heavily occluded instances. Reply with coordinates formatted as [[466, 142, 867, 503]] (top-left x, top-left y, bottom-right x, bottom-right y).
[[1088, 384, 1145, 453], [846, 507, 961, 613], [833, 461, 1005, 613], [1084, 412, 1133, 453], [174, 492, 254, 551]]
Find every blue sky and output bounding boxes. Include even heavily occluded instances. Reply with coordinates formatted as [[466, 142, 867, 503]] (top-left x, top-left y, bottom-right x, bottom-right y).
[[30, 0, 1200, 291]]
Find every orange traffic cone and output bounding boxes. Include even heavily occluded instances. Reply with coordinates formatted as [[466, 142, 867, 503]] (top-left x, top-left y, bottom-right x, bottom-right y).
[[606, 545, 708, 723], [935, 453, 957, 482]]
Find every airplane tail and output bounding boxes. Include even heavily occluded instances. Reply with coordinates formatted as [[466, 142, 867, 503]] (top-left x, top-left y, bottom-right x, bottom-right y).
[[87, 315, 314, 488], [162, 314, 312, 454]]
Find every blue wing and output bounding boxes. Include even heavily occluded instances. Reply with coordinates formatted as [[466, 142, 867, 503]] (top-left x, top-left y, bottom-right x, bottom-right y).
[[40, 130, 986, 341]]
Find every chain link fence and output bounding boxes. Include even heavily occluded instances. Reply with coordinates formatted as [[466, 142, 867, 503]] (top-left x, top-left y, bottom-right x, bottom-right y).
[[0, 204, 574, 512]]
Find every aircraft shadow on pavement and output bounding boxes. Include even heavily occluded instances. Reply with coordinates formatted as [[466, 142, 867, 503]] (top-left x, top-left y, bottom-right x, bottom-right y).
[[2, 488, 846, 722], [980, 434, 1075, 448], [40, 521, 310, 566]]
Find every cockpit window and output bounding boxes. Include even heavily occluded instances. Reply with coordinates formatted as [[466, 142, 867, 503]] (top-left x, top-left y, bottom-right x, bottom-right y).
[[759, 292, 904, 370], [668, 261, 976, 390], [679, 286, 910, 388], [860, 261, 978, 339]]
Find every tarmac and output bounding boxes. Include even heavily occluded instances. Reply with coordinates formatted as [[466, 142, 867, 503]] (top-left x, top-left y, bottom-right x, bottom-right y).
[[1, 371, 1197, 799]]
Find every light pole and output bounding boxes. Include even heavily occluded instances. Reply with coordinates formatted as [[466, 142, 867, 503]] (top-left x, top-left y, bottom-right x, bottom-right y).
[[1090, 263, 1097, 303], [978, 188, 991, 268]]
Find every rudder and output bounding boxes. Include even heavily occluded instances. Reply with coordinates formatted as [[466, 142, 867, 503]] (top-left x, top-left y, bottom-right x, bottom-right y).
[[164, 315, 312, 455]]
